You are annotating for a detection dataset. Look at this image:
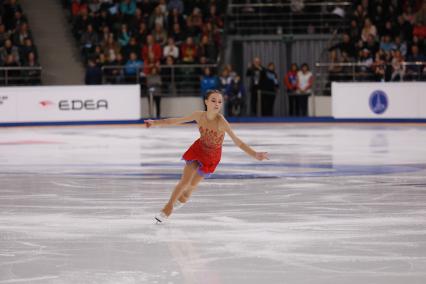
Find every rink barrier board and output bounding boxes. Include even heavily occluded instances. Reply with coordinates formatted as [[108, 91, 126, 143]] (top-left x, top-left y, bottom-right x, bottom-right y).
[[2, 117, 426, 127], [332, 82, 426, 119]]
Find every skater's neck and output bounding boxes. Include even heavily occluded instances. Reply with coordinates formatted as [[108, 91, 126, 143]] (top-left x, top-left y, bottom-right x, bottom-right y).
[[205, 111, 218, 121]]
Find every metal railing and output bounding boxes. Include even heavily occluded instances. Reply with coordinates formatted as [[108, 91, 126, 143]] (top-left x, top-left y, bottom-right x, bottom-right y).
[[0, 67, 42, 86], [101, 64, 218, 97], [314, 61, 426, 96], [227, 0, 351, 35]]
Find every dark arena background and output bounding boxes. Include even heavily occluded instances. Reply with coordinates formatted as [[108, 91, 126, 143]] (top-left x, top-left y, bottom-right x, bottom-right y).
[[1, 1, 426, 283]]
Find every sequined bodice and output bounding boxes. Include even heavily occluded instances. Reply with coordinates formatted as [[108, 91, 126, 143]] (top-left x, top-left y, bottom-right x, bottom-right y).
[[199, 126, 225, 149]]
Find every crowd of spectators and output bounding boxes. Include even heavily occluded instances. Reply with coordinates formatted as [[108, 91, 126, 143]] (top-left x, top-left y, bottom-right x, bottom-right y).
[[0, 0, 40, 85], [327, 0, 426, 84], [64, 0, 226, 87]]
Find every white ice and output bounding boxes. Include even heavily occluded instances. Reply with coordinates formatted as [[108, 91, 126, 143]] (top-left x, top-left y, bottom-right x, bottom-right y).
[[1, 123, 426, 284]]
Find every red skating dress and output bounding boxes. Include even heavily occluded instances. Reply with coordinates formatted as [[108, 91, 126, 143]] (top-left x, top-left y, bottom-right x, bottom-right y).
[[182, 125, 225, 177]]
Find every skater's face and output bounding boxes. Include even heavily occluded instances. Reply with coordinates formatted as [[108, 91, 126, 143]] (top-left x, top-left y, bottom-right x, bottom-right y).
[[205, 92, 223, 113]]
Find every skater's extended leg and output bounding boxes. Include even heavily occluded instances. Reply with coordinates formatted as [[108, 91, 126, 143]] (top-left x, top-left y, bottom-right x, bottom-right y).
[[162, 161, 198, 216]]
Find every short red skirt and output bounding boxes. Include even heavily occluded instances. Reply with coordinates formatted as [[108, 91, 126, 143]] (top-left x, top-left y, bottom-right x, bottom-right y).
[[182, 139, 222, 177]]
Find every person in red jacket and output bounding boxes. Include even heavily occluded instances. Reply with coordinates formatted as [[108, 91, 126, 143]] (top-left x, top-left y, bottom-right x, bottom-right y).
[[141, 34, 162, 63], [145, 90, 269, 223], [284, 63, 299, 116]]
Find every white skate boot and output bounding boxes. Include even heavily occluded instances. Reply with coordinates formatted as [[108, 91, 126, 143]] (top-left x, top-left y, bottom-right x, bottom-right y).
[[154, 212, 168, 224]]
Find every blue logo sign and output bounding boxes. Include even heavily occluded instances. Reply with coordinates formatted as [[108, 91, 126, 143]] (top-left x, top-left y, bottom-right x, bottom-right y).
[[369, 90, 388, 115]]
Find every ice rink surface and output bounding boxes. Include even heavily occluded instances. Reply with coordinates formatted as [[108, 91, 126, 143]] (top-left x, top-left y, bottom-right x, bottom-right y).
[[1, 123, 426, 284]]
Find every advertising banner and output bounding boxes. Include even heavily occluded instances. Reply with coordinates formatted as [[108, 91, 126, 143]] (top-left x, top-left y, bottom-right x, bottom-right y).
[[332, 82, 426, 118], [0, 85, 140, 122]]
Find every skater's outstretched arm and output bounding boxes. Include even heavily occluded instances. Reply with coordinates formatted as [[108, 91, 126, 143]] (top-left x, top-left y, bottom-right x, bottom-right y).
[[220, 116, 269, 161], [144, 111, 202, 128]]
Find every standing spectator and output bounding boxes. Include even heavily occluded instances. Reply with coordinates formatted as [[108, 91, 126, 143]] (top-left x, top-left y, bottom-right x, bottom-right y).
[[200, 67, 219, 97], [163, 37, 179, 61], [246, 57, 267, 116], [285, 63, 299, 116], [262, 62, 278, 116], [226, 75, 245, 117], [160, 55, 176, 94], [295, 63, 313, 117], [85, 59, 102, 85], [146, 66, 163, 118]]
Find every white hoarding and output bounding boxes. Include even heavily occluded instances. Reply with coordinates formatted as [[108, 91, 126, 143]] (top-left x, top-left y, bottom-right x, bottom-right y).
[[332, 82, 426, 119], [0, 85, 140, 123]]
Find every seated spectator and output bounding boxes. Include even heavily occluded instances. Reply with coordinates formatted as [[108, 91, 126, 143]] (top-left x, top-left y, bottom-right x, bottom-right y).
[[394, 36, 407, 57], [142, 34, 162, 62], [361, 18, 377, 42], [167, 8, 185, 33], [181, 36, 198, 63], [198, 34, 217, 63], [149, 4, 167, 31], [0, 39, 20, 64], [152, 22, 168, 46], [101, 33, 121, 61], [104, 52, 125, 84], [19, 38, 38, 65], [413, 2, 426, 38], [406, 45, 425, 80], [170, 23, 185, 46], [362, 34, 379, 57], [163, 37, 179, 61], [117, 23, 131, 47], [122, 36, 140, 61], [379, 35, 396, 53], [3, 54, 21, 85], [120, 0, 137, 21], [80, 24, 99, 60], [167, 0, 184, 15], [391, 50, 406, 81], [23, 51, 41, 85], [328, 33, 356, 59], [200, 67, 219, 97], [12, 22, 32, 47], [357, 48, 374, 80], [0, 24, 8, 47], [205, 4, 224, 30], [135, 22, 149, 45]]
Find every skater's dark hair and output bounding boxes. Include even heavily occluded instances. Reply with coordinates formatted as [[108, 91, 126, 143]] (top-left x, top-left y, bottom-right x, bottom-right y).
[[204, 89, 223, 110]]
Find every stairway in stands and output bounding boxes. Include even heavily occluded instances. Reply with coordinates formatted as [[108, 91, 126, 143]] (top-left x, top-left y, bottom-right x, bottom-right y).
[[20, 0, 84, 85]]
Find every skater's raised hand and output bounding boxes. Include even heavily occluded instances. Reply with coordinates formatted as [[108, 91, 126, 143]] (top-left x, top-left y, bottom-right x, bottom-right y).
[[144, 119, 155, 128], [255, 152, 269, 161]]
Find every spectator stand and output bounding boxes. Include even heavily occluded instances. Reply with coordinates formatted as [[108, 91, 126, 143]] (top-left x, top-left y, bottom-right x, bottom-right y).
[[313, 0, 426, 98], [64, 0, 226, 100], [224, 0, 351, 116], [0, 0, 42, 86]]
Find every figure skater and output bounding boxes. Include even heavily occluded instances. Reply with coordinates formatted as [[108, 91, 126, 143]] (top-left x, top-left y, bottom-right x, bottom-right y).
[[144, 90, 269, 223]]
